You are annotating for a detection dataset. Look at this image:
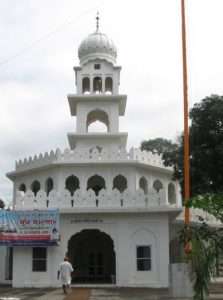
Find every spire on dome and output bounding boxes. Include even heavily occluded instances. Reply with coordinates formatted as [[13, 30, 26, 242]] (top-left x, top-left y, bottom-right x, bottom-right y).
[[96, 11, 100, 31], [78, 13, 117, 65]]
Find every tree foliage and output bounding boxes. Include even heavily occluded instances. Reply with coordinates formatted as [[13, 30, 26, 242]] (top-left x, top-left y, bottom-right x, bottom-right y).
[[179, 219, 223, 300], [185, 192, 223, 222], [141, 137, 177, 155], [141, 95, 223, 197], [188, 95, 223, 195], [141, 95, 223, 299], [0, 199, 5, 209]]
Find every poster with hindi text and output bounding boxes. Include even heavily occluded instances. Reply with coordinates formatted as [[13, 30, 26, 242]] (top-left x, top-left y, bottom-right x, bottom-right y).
[[0, 209, 60, 246]]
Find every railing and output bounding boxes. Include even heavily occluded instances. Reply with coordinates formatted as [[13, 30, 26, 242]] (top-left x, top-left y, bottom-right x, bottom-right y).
[[15, 188, 171, 210], [15, 147, 172, 172], [176, 208, 222, 226]]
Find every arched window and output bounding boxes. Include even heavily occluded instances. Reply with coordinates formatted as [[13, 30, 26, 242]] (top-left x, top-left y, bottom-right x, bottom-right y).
[[87, 175, 105, 196], [139, 177, 148, 194], [90, 146, 103, 153], [65, 175, 80, 196], [82, 77, 90, 94], [31, 180, 40, 196], [45, 178, 54, 196], [113, 175, 127, 193], [19, 183, 26, 193], [105, 77, 113, 94], [93, 76, 102, 94], [153, 179, 163, 193], [168, 183, 176, 204], [87, 109, 109, 132]]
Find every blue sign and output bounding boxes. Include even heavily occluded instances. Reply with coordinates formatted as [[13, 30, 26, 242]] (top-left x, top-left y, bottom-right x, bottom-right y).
[[0, 209, 60, 246]]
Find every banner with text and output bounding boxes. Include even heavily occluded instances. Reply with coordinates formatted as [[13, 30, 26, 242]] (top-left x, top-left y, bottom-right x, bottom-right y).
[[0, 209, 60, 246]]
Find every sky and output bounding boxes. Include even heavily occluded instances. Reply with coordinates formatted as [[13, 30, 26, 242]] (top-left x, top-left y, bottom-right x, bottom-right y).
[[1, 0, 223, 204]]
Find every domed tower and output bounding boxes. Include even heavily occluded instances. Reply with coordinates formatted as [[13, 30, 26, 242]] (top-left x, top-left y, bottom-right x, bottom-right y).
[[67, 15, 127, 151], [5, 15, 184, 289]]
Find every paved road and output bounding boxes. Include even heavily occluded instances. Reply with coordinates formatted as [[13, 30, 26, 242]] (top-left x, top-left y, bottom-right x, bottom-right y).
[[0, 286, 222, 300], [0, 287, 65, 300]]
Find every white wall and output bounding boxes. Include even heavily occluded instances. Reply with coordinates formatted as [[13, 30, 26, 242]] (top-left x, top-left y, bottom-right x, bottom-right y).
[[13, 246, 62, 288], [12, 212, 170, 288], [0, 247, 8, 284]]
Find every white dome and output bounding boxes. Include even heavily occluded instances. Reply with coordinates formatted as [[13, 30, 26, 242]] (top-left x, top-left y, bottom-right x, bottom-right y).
[[78, 29, 117, 65]]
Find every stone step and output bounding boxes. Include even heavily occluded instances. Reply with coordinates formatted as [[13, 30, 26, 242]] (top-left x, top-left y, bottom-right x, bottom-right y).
[[209, 282, 223, 294]]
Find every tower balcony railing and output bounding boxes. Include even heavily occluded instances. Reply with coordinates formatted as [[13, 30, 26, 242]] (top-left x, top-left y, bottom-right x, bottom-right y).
[[14, 188, 178, 210], [15, 147, 172, 172]]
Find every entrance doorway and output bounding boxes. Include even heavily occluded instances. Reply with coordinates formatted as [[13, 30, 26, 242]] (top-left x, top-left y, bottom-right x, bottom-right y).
[[68, 229, 116, 283]]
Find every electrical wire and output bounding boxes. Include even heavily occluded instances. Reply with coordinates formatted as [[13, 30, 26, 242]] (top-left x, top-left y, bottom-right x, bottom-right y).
[[0, 0, 110, 67]]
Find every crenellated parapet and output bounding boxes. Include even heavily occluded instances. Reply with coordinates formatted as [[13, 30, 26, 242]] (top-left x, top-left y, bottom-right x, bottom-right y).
[[14, 188, 174, 210], [15, 147, 172, 172], [16, 150, 57, 171]]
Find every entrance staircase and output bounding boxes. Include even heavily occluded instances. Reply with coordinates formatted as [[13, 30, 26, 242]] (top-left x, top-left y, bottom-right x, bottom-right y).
[[209, 281, 223, 298]]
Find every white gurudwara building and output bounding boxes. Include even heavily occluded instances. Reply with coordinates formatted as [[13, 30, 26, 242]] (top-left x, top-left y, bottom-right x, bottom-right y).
[[3, 18, 219, 289]]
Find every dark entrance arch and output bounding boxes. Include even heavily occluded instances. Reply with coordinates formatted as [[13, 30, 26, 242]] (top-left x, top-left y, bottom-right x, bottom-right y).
[[68, 229, 116, 283]]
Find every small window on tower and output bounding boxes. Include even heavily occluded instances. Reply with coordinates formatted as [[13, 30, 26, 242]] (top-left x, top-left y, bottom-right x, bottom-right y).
[[94, 64, 101, 70]]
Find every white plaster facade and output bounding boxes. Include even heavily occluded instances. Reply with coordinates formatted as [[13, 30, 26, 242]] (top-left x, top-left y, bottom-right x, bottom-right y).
[[1, 22, 190, 288]]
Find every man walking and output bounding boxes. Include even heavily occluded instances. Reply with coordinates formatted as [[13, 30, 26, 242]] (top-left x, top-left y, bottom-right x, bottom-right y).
[[57, 256, 73, 295]]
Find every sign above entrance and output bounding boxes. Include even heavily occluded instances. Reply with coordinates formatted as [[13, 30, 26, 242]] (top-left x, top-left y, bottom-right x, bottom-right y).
[[0, 209, 60, 246], [70, 218, 104, 224]]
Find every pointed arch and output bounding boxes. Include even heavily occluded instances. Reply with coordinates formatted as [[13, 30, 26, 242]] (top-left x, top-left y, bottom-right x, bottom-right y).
[[139, 177, 148, 194], [87, 109, 109, 132], [113, 175, 127, 193], [30, 180, 40, 196], [65, 175, 80, 196], [82, 77, 90, 94], [153, 179, 163, 193], [19, 183, 26, 193], [93, 76, 102, 94], [45, 177, 54, 196], [67, 229, 116, 283], [105, 77, 113, 94], [168, 183, 176, 204], [87, 175, 105, 196]]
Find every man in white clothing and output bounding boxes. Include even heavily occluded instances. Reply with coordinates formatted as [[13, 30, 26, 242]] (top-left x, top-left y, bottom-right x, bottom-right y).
[[57, 256, 73, 294]]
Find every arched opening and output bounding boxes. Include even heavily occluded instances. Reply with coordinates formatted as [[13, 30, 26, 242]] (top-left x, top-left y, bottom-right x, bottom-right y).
[[139, 177, 148, 194], [153, 179, 163, 193], [90, 146, 103, 153], [105, 77, 113, 94], [68, 229, 116, 283], [93, 76, 102, 94], [45, 178, 54, 196], [87, 109, 109, 132], [65, 175, 80, 196], [88, 121, 107, 133], [30, 180, 40, 196], [82, 77, 90, 94], [87, 175, 105, 196], [19, 183, 26, 193], [168, 183, 176, 204], [113, 175, 127, 193]]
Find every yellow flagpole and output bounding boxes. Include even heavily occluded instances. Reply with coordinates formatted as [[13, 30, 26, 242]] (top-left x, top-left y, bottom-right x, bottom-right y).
[[181, 0, 190, 252]]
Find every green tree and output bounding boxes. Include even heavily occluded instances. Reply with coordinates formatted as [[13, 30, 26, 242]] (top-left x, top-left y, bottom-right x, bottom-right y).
[[141, 137, 177, 155], [179, 215, 223, 300], [143, 95, 223, 197], [141, 95, 223, 298], [0, 199, 5, 209], [189, 95, 223, 195]]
